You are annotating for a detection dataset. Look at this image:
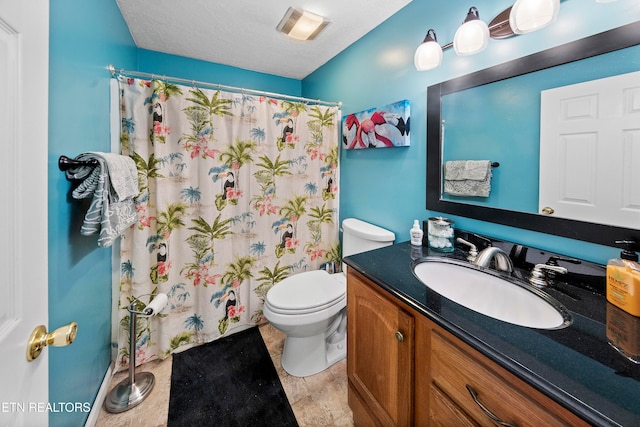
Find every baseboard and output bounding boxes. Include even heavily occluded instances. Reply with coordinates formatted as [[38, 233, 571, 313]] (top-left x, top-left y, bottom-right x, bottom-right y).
[[84, 362, 114, 427]]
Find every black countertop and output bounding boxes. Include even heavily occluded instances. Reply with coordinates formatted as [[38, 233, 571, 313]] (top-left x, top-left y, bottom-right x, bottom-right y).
[[343, 235, 640, 427]]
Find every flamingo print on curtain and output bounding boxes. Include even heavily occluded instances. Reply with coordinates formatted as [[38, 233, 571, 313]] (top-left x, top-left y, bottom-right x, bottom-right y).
[[115, 76, 340, 370]]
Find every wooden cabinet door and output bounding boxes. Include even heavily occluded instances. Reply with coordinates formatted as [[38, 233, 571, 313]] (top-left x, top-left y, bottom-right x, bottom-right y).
[[347, 271, 414, 426]]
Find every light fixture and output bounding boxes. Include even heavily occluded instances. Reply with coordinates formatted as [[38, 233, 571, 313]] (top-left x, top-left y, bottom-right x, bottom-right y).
[[414, 29, 443, 71], [414, 3, 565, 72], [276, 7, 330, 41], [453, 7, 490, 56], [509, 0, 560, 34]]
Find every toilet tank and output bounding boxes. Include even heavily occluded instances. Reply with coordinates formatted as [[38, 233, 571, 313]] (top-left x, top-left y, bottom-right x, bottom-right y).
[[342, 218, 395, 259]]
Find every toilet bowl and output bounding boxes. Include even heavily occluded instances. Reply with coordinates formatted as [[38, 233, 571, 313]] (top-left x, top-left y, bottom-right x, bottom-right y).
[[263, 270, 347, 377], [263, 218, 395, 377]]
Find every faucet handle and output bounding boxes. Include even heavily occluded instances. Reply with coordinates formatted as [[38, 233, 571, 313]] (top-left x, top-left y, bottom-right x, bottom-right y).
[[545, 256, 579, 279], [529, 264, 567, 288], [546, 255, 580, 266], [456, 237, 478, 262]]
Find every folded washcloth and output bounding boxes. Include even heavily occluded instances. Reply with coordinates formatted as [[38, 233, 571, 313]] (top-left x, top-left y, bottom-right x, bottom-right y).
[[65, 152, 139, 247], [444, 160, 492, 197]]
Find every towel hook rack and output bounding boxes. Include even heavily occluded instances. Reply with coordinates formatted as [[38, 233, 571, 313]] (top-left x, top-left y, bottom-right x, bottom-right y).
[[58, 155, 99, 172], [491, 162, 500, 168]]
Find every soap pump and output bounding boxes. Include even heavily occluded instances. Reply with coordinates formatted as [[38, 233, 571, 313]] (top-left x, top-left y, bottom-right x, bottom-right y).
[[410, 219, 424, 246], [606, 240, 640, 317]]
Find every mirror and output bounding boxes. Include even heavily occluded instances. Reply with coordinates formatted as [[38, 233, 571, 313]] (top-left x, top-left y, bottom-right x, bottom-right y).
[[427, 21, 640, 247]]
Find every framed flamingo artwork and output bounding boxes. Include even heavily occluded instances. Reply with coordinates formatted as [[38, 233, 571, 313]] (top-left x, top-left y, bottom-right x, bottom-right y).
[[342, 99, 410, 149]]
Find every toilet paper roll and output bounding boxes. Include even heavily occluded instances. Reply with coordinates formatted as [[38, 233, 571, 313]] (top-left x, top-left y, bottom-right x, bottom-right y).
[[144, 293, 168, 315]]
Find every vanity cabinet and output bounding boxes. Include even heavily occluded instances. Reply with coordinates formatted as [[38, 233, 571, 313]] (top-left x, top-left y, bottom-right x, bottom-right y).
[[346, 269, 590, 427]]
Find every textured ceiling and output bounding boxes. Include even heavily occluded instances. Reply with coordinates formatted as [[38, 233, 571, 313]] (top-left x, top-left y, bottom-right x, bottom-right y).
[[116, 0, 413, 80]]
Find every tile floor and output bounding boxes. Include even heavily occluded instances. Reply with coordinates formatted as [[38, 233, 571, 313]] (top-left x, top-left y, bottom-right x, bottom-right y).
[[95, 324, 353, 427]]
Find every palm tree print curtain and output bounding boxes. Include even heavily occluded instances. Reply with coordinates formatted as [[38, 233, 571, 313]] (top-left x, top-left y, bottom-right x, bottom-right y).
[[115, 77, 340, 369]]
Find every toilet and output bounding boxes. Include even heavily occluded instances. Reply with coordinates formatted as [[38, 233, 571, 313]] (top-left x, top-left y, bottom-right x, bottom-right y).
[[263, 218, 395, 377]]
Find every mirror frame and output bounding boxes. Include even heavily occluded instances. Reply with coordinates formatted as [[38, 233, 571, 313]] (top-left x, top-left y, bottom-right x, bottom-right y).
[[426, 21, 640, 247]]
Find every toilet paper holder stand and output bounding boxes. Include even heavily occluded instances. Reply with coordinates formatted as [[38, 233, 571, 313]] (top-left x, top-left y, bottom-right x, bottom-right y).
[[104, 293, 167, 413]]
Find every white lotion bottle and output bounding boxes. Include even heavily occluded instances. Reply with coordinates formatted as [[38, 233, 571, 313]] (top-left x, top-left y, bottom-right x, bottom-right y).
[[410, 220, 424, 246]]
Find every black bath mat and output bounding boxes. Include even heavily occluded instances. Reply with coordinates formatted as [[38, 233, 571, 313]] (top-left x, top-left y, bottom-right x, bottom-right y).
[[167, 327, 298, 427]]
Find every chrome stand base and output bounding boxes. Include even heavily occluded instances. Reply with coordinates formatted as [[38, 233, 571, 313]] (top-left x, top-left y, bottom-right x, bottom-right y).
[[104, 371, 155, 413]]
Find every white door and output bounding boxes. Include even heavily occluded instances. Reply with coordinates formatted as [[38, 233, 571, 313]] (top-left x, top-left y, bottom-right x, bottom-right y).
[[0, 1, 49, 426], [540, 71, 640, 228]]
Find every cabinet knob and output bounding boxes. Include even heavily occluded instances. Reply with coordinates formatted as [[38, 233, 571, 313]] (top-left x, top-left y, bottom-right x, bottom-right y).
[[395, 331, 404, 342], [541, 207, 554, 215]]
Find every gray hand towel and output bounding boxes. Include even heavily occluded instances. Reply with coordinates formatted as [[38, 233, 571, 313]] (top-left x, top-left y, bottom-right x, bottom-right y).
[[443, 160, 492, 197]]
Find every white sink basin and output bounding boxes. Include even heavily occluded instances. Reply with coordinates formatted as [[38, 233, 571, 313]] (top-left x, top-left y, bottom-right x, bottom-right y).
[[413, 258, 572, 329]]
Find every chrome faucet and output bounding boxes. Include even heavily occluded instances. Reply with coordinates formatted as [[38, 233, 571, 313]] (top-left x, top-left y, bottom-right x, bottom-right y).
[[474, 247, 514, 274]]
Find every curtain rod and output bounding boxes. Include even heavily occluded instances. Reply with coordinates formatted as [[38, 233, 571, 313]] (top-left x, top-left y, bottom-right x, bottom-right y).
[[108, 64, 341, 108]]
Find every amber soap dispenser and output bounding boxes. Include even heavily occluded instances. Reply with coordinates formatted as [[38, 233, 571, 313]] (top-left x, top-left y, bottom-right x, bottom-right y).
[[607, 240, 640, 317]]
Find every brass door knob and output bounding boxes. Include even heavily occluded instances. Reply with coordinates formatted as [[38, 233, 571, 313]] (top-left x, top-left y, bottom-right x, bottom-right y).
[[541, 207, 555, 215], [27, 322, 78, 361]]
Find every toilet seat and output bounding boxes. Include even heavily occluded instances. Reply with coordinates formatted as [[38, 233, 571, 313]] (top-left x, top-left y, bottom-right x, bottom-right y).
[[266, 270, 346, 315]]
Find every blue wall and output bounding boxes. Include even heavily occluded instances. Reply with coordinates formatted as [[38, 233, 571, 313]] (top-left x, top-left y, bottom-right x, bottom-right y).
[[49, 1, 136, 426], [303, 0, 640, 264], [137, 49, 301, 96]]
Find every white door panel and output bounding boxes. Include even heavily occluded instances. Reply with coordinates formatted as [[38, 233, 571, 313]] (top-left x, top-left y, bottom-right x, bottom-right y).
[[0, 1, 49, 426], [540, 70, 640, 229], [558, 132, 597, 205], [622, 130, 640, 210]]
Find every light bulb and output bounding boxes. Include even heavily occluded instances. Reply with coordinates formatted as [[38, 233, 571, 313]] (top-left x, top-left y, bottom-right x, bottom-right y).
[[414, 29, 443, 71], [509, 0, 560, 34], [454, 19, 489, 55], [414, 41, 443, 70]]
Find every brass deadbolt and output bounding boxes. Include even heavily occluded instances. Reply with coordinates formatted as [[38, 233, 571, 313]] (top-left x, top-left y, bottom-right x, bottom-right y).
[[26, 322, 78, 362]]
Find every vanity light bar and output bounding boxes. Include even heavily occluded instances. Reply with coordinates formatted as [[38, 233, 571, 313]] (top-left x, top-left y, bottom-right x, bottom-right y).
[[415, 0, 563, 71]]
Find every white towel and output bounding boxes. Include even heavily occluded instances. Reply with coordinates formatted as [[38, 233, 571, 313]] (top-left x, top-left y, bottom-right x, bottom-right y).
[[444, 160, 492, 197], [66, 152, 139, 247]]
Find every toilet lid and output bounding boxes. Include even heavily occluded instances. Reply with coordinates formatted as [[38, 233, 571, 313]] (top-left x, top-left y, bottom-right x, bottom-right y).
[[266, 270, 345, 314]]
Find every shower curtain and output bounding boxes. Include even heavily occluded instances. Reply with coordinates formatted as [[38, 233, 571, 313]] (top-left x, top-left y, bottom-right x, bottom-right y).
[[114, 76, 340, 369]]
